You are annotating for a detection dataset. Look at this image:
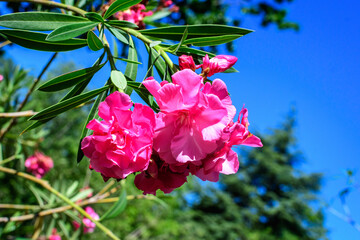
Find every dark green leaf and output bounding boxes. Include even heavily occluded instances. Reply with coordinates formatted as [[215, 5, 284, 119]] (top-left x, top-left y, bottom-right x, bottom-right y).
[[38, 62, 105, 92], [111, 70, 127, 90], [100, 189, 127, 220], [77, 89, 108, 163], [140, 24, 253, 41], [106, 20, 138, 29], [0, 12, 89, 31], [29, 86, 109, 121], [87, 31, 104, 51], [104, 0, 142, 19], [113, 57, 141, 64], [183, 34, 240, 47], [124, 36, 138, 95], [85, 12, 104, 22], [108, 27, 129, 45], [46, 22, 98, 41], [0, 29, 87, 52]]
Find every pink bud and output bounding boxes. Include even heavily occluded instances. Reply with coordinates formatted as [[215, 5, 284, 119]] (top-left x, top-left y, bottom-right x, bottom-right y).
[[201, 54, 237, 77], [0, 75, 3, 82], [49, 228, 61, 240], [179, 55, 196, 71]]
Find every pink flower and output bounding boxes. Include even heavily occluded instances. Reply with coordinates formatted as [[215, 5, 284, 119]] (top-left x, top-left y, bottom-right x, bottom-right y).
[[143, 69, 235, 165], [0, 75, 3, 82], [194, 108, 262, 182], [73, 207, 99, 234], [49, 229, 61, 240], [81, 91, 155, 181], [115, 4, 153, 29], [160, 0, 173, 7], [24, 152, 53, 178], [201, 54, 238, 77], [179, 55, 196, 71], [134, 153, 188, 195]]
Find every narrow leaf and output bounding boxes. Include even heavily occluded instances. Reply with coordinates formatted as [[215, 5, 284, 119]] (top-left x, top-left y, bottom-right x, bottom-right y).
[[106, 20, 138, 29], [140, 24, 253, 41], [85, 12, 104, 22], [124, 35, 138, 95], [29, 86, 109, 121], [100, 189, 127, 220], [0, 12, 89, 31], [87, 31, 104, 51], [0, 29, 87, 52], [38, 62, 106, 92], [46, 22, 98, 41], [104, 0, 142, 19], [150, 40, 161, 48], [69, 189, 93, 202], [182, 34, 240, 47], [113, 57, 141, 64], [108, 27, 129, 45], [111, 70, 127, 90]]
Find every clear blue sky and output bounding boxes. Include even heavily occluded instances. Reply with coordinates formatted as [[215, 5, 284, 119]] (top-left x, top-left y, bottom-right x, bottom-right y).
[[2, 0, 360, 239]]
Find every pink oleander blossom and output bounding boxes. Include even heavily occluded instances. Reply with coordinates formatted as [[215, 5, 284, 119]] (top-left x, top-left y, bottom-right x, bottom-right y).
[[143, 69, 236, 165], [179, 55, 196, 71], [49, 229, 61, 240], [134, 153, 188, 195], [0, 75, 3, 82], [24, 152, 53, 178], [114, 3, 153, 29], [194, 108, 262, 182], [81, 91, 155, 181], [73, 207, 99, 234], [202, 54, 238, 77]]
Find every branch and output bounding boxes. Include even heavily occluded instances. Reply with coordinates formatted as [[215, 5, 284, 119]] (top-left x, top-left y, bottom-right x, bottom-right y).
[[0, 166, 120, 240], [0, 110, 37, 118]]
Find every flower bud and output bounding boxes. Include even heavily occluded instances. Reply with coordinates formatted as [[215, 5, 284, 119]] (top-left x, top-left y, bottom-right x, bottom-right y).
[[179, 55, 196, 71], [201, 54, 238, 77]]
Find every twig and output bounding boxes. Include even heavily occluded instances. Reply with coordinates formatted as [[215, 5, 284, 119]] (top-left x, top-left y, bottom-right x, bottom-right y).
[[0, 40, 11, 49], [0, 166, 120, 240], [0, 110, 37, 118], [0, 53, 57, 142]]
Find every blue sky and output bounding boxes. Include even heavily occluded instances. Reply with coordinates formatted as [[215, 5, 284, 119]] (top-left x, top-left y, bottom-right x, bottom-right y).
[[2, 0, 360, 239]]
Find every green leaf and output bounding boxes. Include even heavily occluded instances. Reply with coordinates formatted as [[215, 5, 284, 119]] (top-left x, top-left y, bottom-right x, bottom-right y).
[[147, 46, 171, 82], [65, 181, 79, 197], [173, 27, 188, 53], [29, 86, 109, 121], [182, 34, 240, 47], [0, 29, 87, 52], [150, 40, 162, 48], [69, 189, 93, 202], [100, 189, 127, 220], [111, 70, 127, 90], [106, 20, 138, 29], [140, 24, 253, 41], [124, 36, 138, 95], [104, 0, 142, 19], [38, 62, 105, 92], [113, 57, 141, 64], [0, 12, 89, 31], [85, 12, 104, 22], [87, 31, 104, 51], [77, 89, 108, 163], [46, 22, 98, 41], [108, 27, 129, 45], [22, 52, 106, 134]]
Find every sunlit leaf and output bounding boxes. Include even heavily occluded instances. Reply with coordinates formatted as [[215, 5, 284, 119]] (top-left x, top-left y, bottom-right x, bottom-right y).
[[46, 22, 98, 41]]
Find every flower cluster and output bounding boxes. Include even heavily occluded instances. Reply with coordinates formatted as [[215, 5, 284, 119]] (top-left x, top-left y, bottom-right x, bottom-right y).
[[114, 3, 153, 29], [24, 151, 53, 178], [82, 54, 262, 195], [73, 206, 99, 234]]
